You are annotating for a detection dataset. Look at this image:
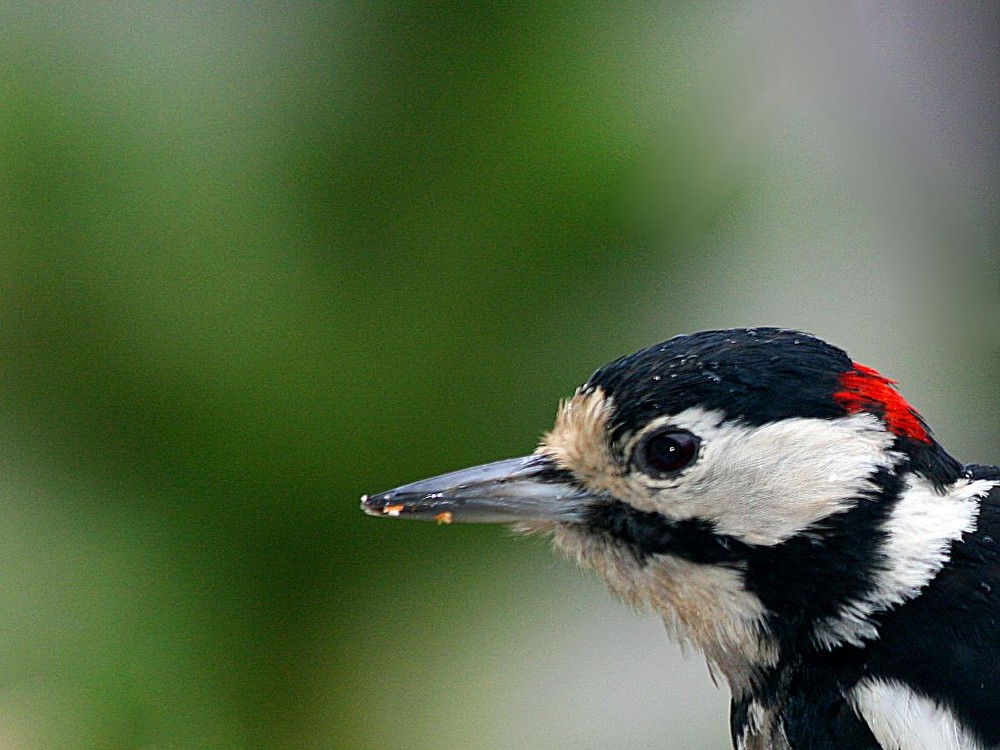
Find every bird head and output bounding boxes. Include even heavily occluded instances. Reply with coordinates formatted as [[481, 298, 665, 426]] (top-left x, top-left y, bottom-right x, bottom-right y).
[[362, 328, 976, 692]]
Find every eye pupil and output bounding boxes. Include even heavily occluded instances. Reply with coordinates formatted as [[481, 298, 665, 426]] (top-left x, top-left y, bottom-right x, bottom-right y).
[[637, 430, 700, 477]]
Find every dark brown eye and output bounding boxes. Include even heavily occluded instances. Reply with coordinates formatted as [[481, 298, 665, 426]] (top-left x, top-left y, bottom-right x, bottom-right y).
[[635, 429, 700, 478]]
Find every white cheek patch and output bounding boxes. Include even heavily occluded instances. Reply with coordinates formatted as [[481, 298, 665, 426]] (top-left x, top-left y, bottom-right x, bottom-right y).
[[632, 410, 899, 545], [850, 678, 985, 750]]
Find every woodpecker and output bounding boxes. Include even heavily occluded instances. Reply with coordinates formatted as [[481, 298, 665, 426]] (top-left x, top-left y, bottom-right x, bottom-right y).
[[362, 328, 1000, 750]]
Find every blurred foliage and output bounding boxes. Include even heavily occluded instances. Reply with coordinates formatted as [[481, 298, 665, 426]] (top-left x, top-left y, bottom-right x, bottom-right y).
[[1, 3, 997, 749]]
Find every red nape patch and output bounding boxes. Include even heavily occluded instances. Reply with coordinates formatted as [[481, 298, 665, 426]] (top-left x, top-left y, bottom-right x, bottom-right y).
[[834, 363, 930, 443]]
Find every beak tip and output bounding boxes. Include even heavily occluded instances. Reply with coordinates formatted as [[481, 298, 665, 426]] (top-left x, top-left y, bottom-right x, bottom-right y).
[[361, 491, 416, 519], [360, 492, 389, 517]]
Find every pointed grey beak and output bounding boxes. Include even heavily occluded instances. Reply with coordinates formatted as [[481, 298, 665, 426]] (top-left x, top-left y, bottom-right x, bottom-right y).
[[361, 455, 587, 524]]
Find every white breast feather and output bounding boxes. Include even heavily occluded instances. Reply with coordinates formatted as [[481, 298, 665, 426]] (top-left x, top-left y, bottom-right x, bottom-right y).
[[851, 678, 985, 750]]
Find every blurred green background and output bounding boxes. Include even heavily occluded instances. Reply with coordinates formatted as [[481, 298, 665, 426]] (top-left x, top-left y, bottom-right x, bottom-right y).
[[2, 3, 997, 749]]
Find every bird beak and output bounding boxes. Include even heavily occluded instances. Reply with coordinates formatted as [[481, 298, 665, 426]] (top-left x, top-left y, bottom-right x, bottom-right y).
[[361, 455, 587, 525]]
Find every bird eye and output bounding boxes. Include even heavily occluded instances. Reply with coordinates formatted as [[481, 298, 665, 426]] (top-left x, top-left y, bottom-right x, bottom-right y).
[[634, 429, 700, 478]]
